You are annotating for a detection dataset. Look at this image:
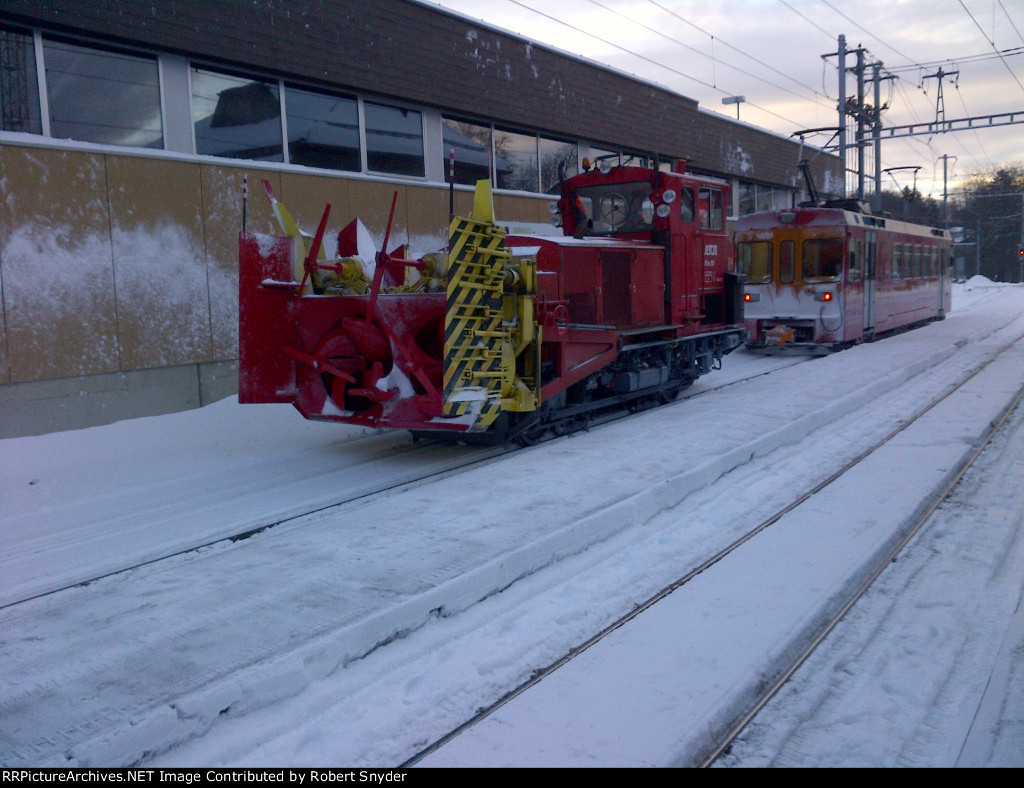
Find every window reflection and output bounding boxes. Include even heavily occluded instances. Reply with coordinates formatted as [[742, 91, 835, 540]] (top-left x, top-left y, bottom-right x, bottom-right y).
[[192, 69, 282, 161], [44, 39, 162, 147], [365, 102, 424, 177], [285, 87, 359, 171], [495, 128, 537, 192], [540, 136, 577, 193], [738, 182, 756, 216], [0, 28, 41, 134], [442, 118, 493, 185]]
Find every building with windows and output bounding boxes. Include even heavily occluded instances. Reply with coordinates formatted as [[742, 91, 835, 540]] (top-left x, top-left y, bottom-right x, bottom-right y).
[[0, 0, 843, 437]]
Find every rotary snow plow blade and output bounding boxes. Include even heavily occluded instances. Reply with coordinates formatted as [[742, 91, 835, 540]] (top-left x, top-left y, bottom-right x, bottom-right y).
[[238, 179, 541, 437]]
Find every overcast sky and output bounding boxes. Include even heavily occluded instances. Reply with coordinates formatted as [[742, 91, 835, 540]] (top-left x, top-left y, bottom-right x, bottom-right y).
[[420, 0, 1024, 200]]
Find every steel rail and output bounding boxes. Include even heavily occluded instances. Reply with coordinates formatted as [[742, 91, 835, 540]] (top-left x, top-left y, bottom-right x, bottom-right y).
[[1, 355, 797, 613], [700, 369, 1024, 767]]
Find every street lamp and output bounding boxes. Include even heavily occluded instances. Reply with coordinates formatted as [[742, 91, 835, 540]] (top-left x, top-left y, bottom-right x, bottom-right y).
[[722, 95, 746, 119]]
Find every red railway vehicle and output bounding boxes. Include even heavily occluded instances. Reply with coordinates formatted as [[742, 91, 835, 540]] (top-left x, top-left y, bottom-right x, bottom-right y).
[[736, 199, 953, 354], [238, 159, 746, 443]]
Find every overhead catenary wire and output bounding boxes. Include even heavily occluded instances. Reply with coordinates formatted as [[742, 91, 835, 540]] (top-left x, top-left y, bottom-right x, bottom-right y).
[[498, 0, 833, 126], [957, 0, 1024, 96]]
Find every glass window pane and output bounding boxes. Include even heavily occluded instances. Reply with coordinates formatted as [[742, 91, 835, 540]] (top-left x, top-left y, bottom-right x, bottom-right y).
[[540, 136, 577, 194], [442, 117, 491, 185], [698, 187, 723, 231], [365, 101, 424, 176], [495, 128, 538, 191], [284, 86, 359, 171], [848, 239, 861, 281], [587, 147, 619, 170], [192, 68, 282, 161], [738, 182, 755, 215], [780, 240, 795, 283], [755, 186, 773, 212], [678, 187, 694, 223], [45, 39, 162, 147], [572, 180, 654, 235], [737, 241, 772, 283], [802, 238, 843, 281], [893, 244, 902, 279], [0, 28, 41, 134]]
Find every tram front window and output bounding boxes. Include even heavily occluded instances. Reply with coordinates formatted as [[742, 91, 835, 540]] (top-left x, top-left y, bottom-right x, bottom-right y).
[[737, 241, 772, 282], [802, 238, 843, 281]]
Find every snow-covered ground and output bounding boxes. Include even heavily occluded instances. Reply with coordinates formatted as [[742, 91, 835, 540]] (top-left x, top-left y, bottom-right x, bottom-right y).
[[2, 277, 1023, 767]]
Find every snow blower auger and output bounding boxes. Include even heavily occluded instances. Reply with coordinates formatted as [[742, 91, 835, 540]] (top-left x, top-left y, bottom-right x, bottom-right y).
[[238, 179, 542, 442]]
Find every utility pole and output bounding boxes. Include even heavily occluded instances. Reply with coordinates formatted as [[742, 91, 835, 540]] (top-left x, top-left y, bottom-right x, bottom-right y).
[[939, 154, 955, 228], [856, 46, 866, 199], [873, 61, 883, 212], [922, 67, 958, 126], [832, 35, 847, 198]]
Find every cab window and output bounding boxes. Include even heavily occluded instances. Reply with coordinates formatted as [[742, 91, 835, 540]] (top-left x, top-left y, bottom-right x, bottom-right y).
[[678, 187, 695, 223], [698, 187, 723, 231], [572, 181, 654, 234], [848, 239, 861, 281], [780, 240, 795, 283], [737, 241, 771, 283], [802, 238, 842, 281]]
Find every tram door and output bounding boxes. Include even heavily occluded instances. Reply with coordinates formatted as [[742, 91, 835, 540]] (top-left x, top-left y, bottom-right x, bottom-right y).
[[863, 231, 877, 334]]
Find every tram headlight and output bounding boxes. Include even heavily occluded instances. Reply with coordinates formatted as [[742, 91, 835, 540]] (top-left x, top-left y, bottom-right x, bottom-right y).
[[656, 203, 671, 218]]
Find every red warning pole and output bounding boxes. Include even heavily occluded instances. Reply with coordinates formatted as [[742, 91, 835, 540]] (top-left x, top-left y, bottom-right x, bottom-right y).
[[448, 147, 455, 222]]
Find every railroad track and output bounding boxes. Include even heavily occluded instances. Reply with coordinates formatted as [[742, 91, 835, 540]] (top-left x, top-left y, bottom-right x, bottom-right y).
[[1, 435, 512, 610], [3, 354, 807, 613], [402, 327, 1024, 767]]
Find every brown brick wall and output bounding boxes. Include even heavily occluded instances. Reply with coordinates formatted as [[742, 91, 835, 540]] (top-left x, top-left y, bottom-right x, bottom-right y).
[[0, 0, 840, 188]]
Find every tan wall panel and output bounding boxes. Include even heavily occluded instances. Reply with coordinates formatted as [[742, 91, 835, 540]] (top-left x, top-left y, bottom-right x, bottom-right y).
[[450, 187, 477, 223], [106, 157, 212, 370], [495, 193, 552, 225], [278, 171, 352, 256], [0, 147, 119, 382], [201, 165, 281, 361], [347, 180, 410, 256], [405, 184, 451, 256]]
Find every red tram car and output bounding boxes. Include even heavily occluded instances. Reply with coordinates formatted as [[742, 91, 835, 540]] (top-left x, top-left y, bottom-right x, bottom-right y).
[[736, 200, 953, 353], [238, 160, 746, 443]]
